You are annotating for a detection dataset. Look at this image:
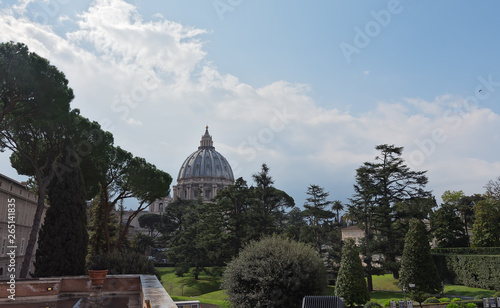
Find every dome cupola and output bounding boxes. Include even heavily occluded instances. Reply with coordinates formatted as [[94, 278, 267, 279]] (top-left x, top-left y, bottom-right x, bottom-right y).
[[173, 126, 234, 201]]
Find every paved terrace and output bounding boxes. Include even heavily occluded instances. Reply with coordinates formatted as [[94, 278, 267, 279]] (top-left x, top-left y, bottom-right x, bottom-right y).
[[0, 274, 177, 307]]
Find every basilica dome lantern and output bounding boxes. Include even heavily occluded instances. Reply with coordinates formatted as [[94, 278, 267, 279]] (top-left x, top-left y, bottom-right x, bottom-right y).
[[173, 126, 234, 201]]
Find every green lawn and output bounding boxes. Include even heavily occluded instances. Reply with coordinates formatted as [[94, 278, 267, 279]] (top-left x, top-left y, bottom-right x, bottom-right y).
[[369, 274, 496, 304], [158, 268, 495, 308], [158, 267, 230, 307], [157, 267, 222, 297]]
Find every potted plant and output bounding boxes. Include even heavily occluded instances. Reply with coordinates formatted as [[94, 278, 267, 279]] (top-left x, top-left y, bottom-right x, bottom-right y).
[[88, 253, 109, 286]]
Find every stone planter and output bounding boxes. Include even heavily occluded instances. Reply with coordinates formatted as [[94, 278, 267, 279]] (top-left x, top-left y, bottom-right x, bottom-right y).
[[88, 269, 108, 286]]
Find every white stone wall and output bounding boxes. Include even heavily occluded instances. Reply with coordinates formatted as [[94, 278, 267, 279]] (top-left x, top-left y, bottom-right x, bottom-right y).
[[0, 174, 46, 279]]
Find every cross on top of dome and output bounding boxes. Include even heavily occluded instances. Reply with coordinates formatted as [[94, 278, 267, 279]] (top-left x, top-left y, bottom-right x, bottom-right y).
[[199, 125, 214, 149]]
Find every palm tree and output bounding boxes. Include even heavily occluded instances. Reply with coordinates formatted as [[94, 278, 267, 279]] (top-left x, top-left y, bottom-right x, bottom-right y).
[[332, 200, 344, 223]]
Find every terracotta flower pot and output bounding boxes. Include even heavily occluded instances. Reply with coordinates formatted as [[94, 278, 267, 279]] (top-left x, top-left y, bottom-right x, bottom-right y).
[[88, 269, 108, 286]]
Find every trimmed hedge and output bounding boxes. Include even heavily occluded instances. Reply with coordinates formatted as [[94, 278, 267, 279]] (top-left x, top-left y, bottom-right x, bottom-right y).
[[423, 297, 440, 304], [431, 247, 500, 255], [432, 254, 500, 290]]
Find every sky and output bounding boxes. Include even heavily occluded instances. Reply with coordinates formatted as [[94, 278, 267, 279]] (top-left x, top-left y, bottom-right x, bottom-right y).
[[1, 0, 500, 210]]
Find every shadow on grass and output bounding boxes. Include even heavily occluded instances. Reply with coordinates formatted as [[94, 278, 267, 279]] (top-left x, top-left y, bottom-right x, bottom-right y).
[[158, 267, 222, 297]]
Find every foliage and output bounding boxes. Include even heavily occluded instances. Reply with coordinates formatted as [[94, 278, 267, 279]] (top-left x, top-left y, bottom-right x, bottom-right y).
[[364, 301, 382, 308], [284, 207, 307, 241], [222, 234, 326, 308], [471, 199, 500, 247], [161, 165, 298, 273], [446, 303, 459, 308], [90, 145, 172, 254], [431, 204, 469, 248], [451, 298, 463, 302], [132, 233, 155, 254], [0, 41, 73, 133], [485, 176, 500, 201], [423, 297, 440, 304], [251, 164, 295, 237], [87, 253, 110, 270], [34, 141, 88, 277], [439, 297, 452, 302], [138, 213, 162, 237], [349, 144, 432, 282], [335, 238, 370, 307], [431, 247, 500, 255], [211, 177, 254, 256], [106, 250, 158, 277], [399, 219, 441, 296], [432, 254, 500, 290], [435, 190, 483, 247], [1, 41, 74, 278], [302, 184, 335, 254], [167, 194, 210, 279]]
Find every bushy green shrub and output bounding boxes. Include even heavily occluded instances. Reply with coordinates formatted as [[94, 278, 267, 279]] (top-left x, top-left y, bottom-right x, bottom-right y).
[[473, 295, 485, 300], [423, 297, 441, 304], [463, 302, 477, 308], [107, 250, 158, 278], [446, 303, 459, 308], [493, 291, 500, 298], [364, 301, 382, 308], [383, 299, 399, 307], [222, 235, 326, 308], [451, 298, 463, 302], [440, 298, 452, 302]]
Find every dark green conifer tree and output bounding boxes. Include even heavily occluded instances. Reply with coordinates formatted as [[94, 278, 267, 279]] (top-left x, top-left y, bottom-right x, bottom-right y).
[[34, 141, 88, 277], [399, 219, 441, 302], [335, 238, 370, 307]]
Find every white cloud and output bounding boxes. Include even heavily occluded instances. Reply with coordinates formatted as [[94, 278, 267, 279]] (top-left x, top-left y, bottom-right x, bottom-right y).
[[1, 0, 500, 206]]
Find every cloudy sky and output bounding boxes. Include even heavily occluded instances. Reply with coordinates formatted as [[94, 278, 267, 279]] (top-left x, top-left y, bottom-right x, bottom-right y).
[[1, 0, 500, 209]]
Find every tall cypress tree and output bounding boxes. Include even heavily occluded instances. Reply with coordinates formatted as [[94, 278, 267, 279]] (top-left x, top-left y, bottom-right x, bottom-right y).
[[335, 238, 370, 308], [34, 140, 88, 277], [399, 218, 441, 302]]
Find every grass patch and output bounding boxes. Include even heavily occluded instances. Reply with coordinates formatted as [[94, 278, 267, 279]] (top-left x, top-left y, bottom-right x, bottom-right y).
[[157, 267, 222, 297], [171, 290, 230, 307], [443, 285, 495, 298], [369, 274, 495, 303], [370, 291, 405, 304], [372, 274, 401, 292]]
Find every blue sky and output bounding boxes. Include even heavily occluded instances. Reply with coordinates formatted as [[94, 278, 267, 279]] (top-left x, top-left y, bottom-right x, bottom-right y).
[[1, 0, 500, 209]]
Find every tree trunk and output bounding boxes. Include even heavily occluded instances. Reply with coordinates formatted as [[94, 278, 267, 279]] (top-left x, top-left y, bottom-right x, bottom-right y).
[[366, 263, 373, 292], [19, 191, 46, 278], [112, 202, 151, 252], [392, 270, 399, 279]]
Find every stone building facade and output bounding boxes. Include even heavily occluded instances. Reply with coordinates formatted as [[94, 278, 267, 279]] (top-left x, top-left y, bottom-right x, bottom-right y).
[[0, 173, 46, 279]]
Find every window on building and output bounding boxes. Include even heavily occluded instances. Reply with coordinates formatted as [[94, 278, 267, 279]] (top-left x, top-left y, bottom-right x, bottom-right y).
[[20, 238, 25, 255], [1, 239, 5, 255], [159, 203, 163, 212], [205, 190, 210, 199]]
